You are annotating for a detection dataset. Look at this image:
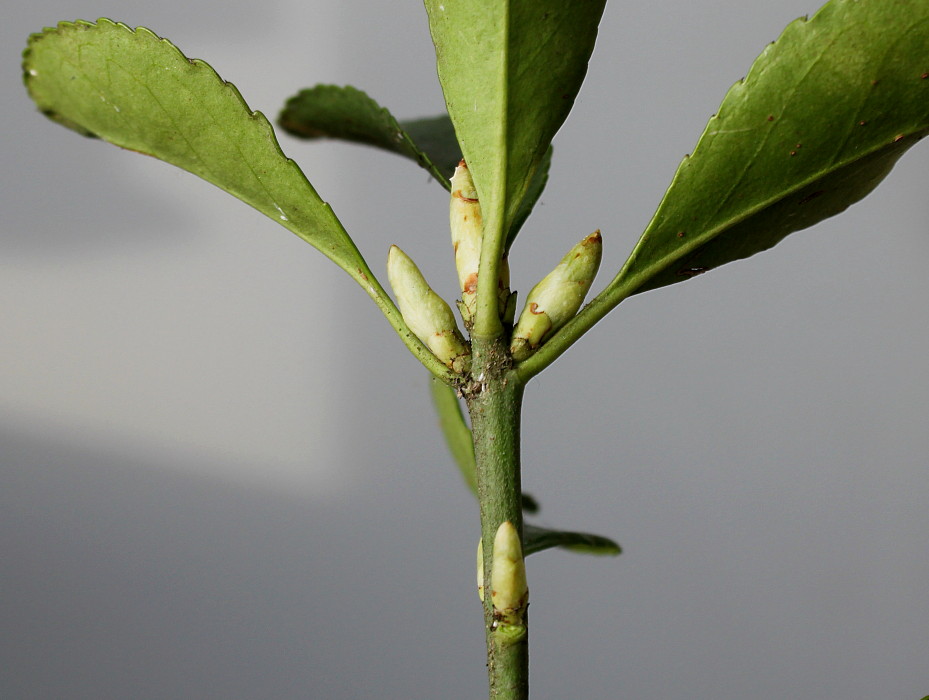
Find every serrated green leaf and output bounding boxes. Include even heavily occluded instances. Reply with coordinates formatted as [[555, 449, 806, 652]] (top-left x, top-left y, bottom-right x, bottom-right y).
[[613, 0, 929, 297], [424, 0, 606, 334], [24, 20, 366, 280], [523, 524, 620, 557], [23, 19, 456, 382], [516, 0, 929, 382], [278, 85, 552, 246], [279, 85, 457, 186]]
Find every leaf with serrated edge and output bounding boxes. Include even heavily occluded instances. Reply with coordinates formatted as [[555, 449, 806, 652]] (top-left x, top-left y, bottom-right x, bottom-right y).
[[517, 0, 929, 382], [424, 0, 606, 334], [23, 19, 454, 381], [523, 524, 621, 557], [279, 84, 552, 246], [614, 0, 929, 297]]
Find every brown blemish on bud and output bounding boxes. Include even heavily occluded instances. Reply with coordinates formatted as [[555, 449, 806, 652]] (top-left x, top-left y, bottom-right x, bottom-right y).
[[453, 189, 479, 204], [529, 302, 542, 315], [463, 273, 478, 294]]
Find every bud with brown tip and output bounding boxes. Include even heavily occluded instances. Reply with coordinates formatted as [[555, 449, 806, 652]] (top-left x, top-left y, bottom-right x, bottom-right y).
[[387, 245, 472, 374], [510, 231, 602, 361], [449, 160, 511, 326]]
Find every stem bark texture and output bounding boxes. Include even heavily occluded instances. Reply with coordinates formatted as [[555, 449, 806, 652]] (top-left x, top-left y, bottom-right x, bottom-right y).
[[467, 335, 528, 700]]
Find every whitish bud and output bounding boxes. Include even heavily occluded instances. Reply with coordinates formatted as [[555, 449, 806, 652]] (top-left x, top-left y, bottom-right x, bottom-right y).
[[450, 160, 482, 323], [450, 160, 511, 325], [510, 231, 602, 361], [477, 538, 485, 602], [387, 245, 471, 374], [490, 521, 528, 619]]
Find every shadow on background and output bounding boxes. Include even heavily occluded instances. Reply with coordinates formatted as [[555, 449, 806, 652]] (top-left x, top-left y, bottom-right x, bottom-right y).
[[0, 419, 482, 700]]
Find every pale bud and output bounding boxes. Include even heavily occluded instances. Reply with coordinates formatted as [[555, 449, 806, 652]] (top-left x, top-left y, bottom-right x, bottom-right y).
[[387, 245, 472, 374], [450, 160, 511, 325], [510, 231, 602, 361], [490, 521, 528, 618], [477, 538, 485, 602], [450, 160, 482, 323]]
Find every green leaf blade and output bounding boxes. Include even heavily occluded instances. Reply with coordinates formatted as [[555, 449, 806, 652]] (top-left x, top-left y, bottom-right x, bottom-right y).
[[424, 0, 605, 333], [523, 524, 621, 557], [23, 20, 365, 283], [24, 19, 459, 382], [279, 85, 458, 187], [611, 0, 929, 298]]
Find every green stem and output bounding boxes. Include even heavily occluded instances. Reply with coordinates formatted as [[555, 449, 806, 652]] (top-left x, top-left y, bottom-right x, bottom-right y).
[[467, 334, 528, 700]]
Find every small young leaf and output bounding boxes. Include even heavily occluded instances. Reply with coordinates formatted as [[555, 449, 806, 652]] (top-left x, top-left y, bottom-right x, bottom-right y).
[[613, 0, 929, 297], [523, 524, 621, 557], [424, 0, 606, 334], [279, 85, 458, 186]]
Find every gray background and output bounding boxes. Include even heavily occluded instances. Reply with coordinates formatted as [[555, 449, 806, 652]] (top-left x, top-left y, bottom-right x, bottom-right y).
[[4, 1, 928, 698]]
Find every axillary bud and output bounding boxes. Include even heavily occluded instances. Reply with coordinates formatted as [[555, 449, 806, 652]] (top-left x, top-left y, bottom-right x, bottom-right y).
[[387, 245, 472, 374], [449, 160, 511, 325], [490, 521, 528, 619], [476, 538, 485, 602], [510, 230, 602, 362]]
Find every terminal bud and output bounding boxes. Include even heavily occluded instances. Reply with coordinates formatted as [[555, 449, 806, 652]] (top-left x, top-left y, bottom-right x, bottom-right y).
[[449, 160, 511, 326]]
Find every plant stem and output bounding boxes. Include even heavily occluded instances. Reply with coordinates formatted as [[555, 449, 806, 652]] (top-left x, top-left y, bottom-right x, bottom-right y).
[[467, 334, 528, 700]]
